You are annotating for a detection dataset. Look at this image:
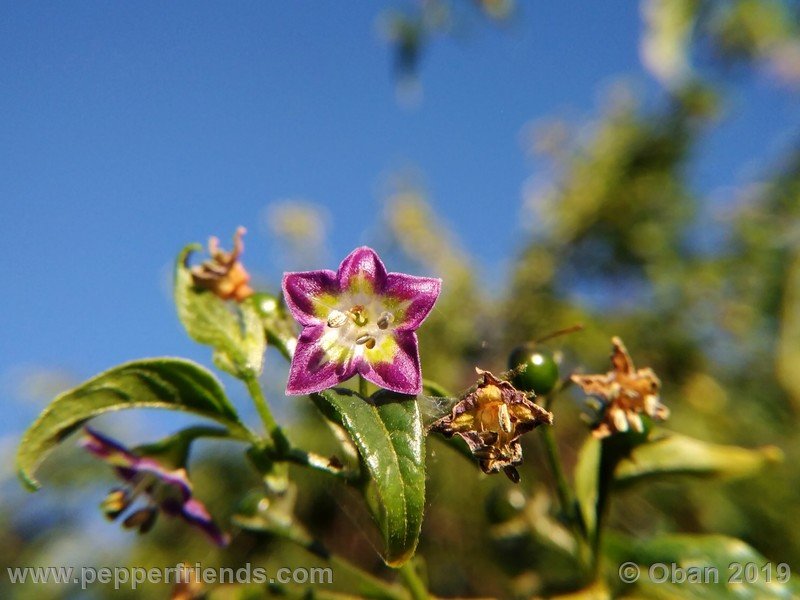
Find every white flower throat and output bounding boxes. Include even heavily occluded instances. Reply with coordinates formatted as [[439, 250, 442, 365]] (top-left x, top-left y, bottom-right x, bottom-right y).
[[325, 303, 395, 351]]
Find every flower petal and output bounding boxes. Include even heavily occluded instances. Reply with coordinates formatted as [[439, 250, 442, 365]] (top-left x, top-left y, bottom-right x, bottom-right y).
[[336, 247, 388, 295], [570, 374, 614, 399], [80, 427, 138, 469], [286, 325, 358, 395], [361, 331, 421, 395], [610, 336, 635, 374], [282, 270, 339, 326], [384, 274, 441, 331], [130, 461, 193, 503], [179, 498, 231, 547]]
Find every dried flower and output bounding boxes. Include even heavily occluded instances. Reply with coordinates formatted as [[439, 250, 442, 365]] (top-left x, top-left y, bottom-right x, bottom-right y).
[[571, 336, 669, 439], [190, 226, 254, 302], [430, 369, 553, 482], [282, 246, 441, 395], [81, 427, 229, 546]]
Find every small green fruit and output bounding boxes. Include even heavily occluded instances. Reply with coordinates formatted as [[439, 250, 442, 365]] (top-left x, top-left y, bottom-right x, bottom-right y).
[[508, 344, 559, 395]]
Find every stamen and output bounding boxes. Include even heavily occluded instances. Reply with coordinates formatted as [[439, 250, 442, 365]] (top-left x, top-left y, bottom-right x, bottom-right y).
[[629, 412, 644, 433], [327, 310, 347, 328], [377, 311, 395, 330], [612, 407, 629, 433], [122, 506, 158, 534], [498, 404, 513, 434], [355, 334, 376, 349], [101, 488, 131, 521]]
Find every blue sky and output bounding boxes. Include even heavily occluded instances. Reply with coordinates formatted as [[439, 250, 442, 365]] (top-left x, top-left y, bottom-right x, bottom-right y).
[[1, 2, 797, 443]]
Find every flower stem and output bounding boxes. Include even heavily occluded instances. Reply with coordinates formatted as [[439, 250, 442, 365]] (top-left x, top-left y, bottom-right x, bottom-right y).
[[359, 375, 369, 399], [397, 562, 429, 600], [539, 426, 573, 520], [244, 373, 290, 452], [539, 390, 593, 576], [539, 426, 593, 573], [244, 378, 362, 484]]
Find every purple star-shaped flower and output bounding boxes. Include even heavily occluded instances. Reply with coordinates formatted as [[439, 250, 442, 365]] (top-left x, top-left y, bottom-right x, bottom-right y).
[[282, 246, 441, 396], [81, 427, 229, 546]]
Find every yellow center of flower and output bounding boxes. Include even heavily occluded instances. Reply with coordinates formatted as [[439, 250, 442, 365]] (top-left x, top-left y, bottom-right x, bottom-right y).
[[474, 385, 515, 441]]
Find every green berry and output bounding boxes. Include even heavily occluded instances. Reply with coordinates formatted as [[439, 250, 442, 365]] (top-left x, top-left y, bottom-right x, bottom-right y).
[[508, 344, 559, 395]]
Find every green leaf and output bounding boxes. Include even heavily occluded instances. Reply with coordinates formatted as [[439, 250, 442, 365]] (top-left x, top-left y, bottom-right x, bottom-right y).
[[574, 428, 780, 542], [175, 244, 265, 379], [610, 533, 800, 599], [17, 358, 251, 491], [312, 388, 425, 567], [615, 429, 783, 487]]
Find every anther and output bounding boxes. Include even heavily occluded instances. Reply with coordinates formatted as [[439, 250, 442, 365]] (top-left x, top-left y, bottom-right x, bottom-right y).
[[498, 404, 513, 434], [122, 506, 158, 534], [612, 408, 629, 433], [377, 311, 395, 330], [644, 394, 659, 415], [629, 412, 644, 433], [355, 334, 376, 349], [327, 310, 347, 328], [101, 488, 131, 521]]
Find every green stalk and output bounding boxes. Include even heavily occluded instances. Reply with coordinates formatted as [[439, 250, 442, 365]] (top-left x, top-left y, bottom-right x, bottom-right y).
[[539, 425, 575, 523], [397, 562, 429, 600], [244, 375, 363, 484], [540, 390, 575, 520], [284, 447, 360, 483], [243, 372, 290, 452], [359, 375, 369, 399], [539, 391, 592, 575]]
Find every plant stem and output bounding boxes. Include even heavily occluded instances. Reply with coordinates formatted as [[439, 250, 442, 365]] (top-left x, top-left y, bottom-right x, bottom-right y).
[[243, 379, 361, 484], [136, 425, 251, 465], [244, 373, 290, 451], [539, 426, 574, 522], [397, 562, 429, 600], [539, 425, 593, 575], [284, 447, 360, 483], [359, 375, 369, 399]]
